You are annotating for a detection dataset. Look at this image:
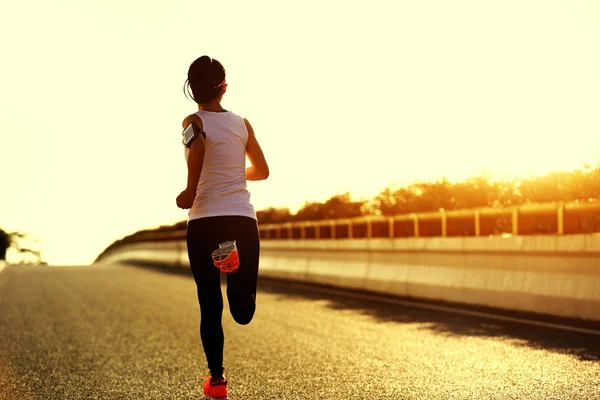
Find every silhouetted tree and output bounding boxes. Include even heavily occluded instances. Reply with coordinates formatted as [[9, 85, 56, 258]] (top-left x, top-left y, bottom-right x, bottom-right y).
[[517, 164, 600, 204], [371, 186, 419, 216], [256, 207, 293, 224], [0, 228, 41, 262], [0, 228, 10, 261], [294, 193, 366, 221]]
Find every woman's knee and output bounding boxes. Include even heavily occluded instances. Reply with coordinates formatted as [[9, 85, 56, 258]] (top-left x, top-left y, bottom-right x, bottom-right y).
[[229, 294, 255, 325], [230, 305, 255, 325]]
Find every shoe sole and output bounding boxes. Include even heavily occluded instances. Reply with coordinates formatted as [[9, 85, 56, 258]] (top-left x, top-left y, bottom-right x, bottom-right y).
[[205, 397, 228, 400]]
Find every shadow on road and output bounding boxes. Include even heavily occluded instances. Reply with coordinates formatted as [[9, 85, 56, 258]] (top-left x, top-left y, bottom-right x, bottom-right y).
[[123, 262, 600, 362], [256, 278, 600, 362]]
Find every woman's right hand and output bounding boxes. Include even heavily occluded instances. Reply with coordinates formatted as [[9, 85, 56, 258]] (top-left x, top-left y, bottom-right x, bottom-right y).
[[176, 188, 196, 209]]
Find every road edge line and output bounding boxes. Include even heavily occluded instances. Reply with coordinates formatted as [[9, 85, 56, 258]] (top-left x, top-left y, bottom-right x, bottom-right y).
[[284, 281, 600, 337]]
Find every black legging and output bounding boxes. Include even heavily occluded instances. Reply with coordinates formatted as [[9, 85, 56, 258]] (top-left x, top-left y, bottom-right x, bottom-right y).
[[186, 216, 260, 378]]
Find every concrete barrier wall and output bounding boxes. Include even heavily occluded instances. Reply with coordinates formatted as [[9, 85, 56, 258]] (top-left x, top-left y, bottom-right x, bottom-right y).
[[97, 234, 600, 322], [99, 241, 187, 268]]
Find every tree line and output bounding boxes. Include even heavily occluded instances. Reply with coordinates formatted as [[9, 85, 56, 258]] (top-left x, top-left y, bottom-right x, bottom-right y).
[[256, 162, 600, 224]]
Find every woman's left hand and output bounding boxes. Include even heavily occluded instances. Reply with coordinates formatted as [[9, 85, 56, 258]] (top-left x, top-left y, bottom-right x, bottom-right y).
[[176, 189, 195, 209]]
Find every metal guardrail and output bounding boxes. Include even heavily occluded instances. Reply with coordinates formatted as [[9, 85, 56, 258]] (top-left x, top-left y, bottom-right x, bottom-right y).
[[97, 201, 600, 261], [258, 201, 600, 240]]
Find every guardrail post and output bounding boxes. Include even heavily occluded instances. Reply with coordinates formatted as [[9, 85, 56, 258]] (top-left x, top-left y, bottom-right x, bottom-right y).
[[557, 203, 564, 235], [300, 224, 306, 239], [474, 209, 481, 237], [348, 221, 353, 239], [389, 217, 395, 238], [413, 214, 420, 237], [275, 226, 282, 239], [366, 218, 372, 238], [315, 222, 320, 239], [441, 211, 447, 237], [512, 208, 519, 235], [287, 223, 293, 239], [331, 220, 336, 239]]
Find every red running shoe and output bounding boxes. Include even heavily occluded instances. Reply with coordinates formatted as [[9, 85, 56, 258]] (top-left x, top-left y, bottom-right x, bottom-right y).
[[211, 241, 240, 274], [202, 376, 228, 400]]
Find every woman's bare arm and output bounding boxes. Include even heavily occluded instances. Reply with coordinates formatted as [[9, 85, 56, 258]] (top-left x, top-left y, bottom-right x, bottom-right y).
[[244, 118, 269, 181], [176, 115, 206, 209], [183, 115, 206, 191]]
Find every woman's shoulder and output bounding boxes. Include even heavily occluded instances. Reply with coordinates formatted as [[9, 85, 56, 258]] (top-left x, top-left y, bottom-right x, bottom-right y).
[[223, 109, 244, 121], [217, 110, 248, 130], [182, 113, 204, 130]]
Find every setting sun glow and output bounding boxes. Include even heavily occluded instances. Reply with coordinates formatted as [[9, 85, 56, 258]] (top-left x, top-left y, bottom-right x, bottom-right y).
[[1, 1, 599, 265]]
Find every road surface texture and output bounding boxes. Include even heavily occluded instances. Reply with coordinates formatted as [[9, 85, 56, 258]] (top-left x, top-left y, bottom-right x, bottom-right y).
[[0, 264, 599, 399]]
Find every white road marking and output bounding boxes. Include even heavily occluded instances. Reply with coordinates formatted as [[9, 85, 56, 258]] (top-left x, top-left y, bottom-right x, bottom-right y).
[[283, 281, 600, 336]]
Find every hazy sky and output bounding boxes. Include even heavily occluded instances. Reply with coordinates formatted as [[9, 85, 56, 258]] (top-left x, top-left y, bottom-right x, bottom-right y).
[[1, 1, 599, 265]]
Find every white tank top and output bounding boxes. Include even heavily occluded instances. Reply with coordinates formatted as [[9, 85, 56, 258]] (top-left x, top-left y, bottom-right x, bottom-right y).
[[184, 110, 256, 222]]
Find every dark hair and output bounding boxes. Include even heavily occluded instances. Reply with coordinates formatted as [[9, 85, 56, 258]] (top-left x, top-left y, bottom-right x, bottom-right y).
[[184, 56, 226, 104]]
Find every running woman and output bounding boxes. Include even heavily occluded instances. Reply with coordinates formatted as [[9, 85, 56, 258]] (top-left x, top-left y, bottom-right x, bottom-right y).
[[176, 55, 269, 400]]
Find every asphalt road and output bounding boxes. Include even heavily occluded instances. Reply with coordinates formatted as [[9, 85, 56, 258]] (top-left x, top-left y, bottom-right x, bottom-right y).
[[0, 264, 599, 400]]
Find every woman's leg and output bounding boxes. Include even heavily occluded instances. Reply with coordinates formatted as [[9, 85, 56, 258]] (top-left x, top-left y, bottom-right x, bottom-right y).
[[226, 216, 260, 325], [187, 218, 225, 378]]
